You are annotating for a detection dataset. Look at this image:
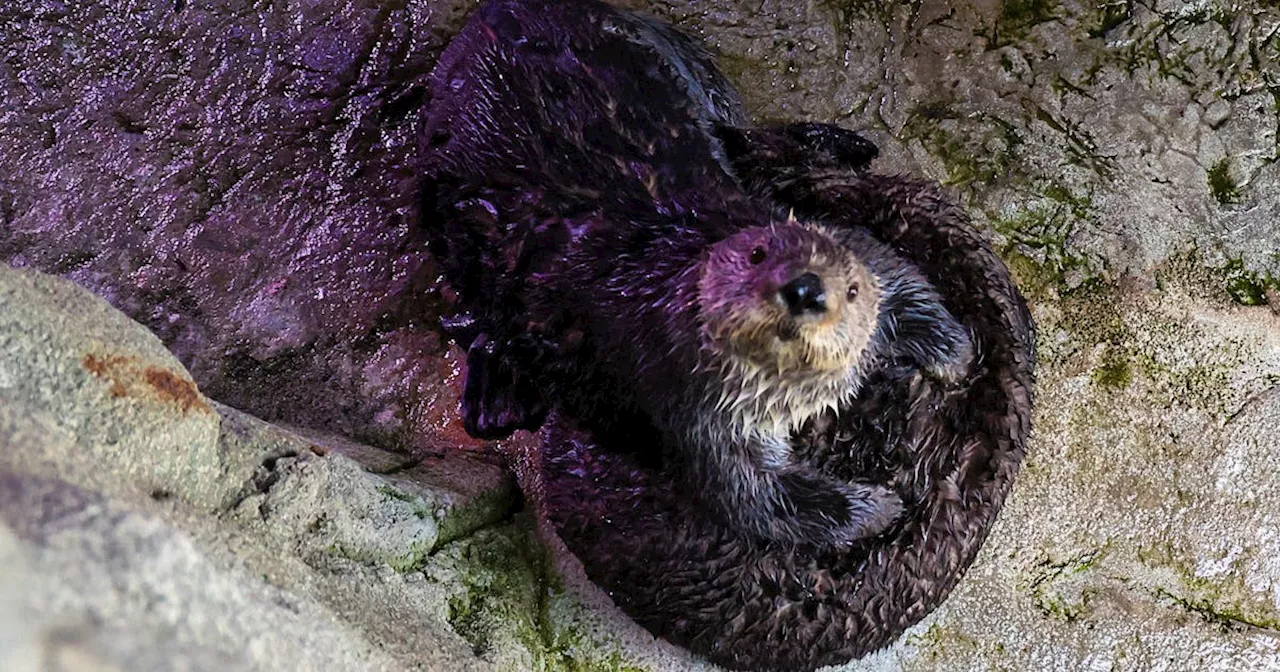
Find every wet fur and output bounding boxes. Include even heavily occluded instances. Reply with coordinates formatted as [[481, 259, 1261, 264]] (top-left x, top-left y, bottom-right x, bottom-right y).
[[527, 26, 1033, 666], [540, 158, 1035, 672], [421, 0, 977, 550]]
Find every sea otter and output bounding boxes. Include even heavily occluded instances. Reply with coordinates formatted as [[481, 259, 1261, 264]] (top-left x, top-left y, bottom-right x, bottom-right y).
[[419, 0, 974, 549], [538, 126, 1036, 671], [418, 1, 1034, 669]]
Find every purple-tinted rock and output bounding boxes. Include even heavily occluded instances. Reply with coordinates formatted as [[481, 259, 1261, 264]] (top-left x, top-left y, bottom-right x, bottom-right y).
[[0, 0, 482, 452]]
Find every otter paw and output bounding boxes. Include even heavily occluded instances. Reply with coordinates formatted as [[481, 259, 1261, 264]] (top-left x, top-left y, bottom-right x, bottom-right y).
[[770, 471, 904, 548], [461, 333, 548, 440], [780, 122, 880, 172], [828, 481, 904, 543]]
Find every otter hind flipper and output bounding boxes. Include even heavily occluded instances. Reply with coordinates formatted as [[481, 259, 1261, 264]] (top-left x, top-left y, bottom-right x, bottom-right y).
[[461, 333, 549, 440]]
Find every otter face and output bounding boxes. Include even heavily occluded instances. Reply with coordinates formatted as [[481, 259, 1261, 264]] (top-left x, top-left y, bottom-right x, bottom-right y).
[[698, 220, 881, 378]]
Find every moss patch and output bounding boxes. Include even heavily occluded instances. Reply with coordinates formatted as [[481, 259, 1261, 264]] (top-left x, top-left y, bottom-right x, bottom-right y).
[[1024, 546, 1109, 622], [442, 526, 542, 658], [1038, 266, 1260, 419], [902, 104, 1023, 190], [326, 538, 434, 574], [435, 519, 646, 671], [987, 185, 1102, 298], [979, 0, 1063, 48], [1091, 345, 1133, 391], [1088, 0, 1133, 38], [436, 484, 518, 548], [1208, 158, 1243, 205], [904, 622, 984, 664], [1157, 250, 1280, 308], [377, 484, 431, 519], [1222, 259, 1278, 306]]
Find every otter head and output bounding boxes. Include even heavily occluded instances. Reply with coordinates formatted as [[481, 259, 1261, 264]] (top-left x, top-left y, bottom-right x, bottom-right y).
[[697, 218, 881, 383]]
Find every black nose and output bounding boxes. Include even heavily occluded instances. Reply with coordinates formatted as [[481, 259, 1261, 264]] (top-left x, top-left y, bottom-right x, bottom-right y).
[[779, 272, 827, 316]]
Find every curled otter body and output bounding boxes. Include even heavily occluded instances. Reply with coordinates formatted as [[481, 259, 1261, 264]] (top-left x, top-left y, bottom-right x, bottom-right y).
[[540, 136, 1035, 671], [420, 0, 973, 549], [542, 214, 971, 547], [421, 2, 1035, 669]]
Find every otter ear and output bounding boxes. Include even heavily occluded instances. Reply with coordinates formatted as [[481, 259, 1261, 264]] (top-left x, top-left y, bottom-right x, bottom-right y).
[[709, 124, 755, 167], [876, 267, 975, 387]]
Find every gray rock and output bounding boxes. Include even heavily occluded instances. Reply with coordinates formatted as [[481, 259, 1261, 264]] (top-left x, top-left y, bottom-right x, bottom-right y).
[[223, 405, 516, 576], [0, 471, 406, 672], [0, 264, 229, 510], [0, 261, 654, 671]]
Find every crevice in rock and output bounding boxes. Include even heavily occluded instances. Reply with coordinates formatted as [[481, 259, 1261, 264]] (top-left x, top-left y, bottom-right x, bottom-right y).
[[1154, 587, 1280, 634], [365, 457, 423, 476], [221, 449, 302, 514]]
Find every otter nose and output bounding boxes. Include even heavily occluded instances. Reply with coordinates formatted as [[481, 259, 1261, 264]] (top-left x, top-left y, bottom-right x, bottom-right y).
[[779, 272, 827, 316]]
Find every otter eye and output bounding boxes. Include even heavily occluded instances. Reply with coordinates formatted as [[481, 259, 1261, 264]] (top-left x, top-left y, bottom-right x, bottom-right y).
[[847, 283, 859, 300], [749, 246, 767, 265]]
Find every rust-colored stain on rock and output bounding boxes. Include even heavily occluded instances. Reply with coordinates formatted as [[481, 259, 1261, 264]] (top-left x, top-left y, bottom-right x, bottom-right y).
[[144, 367, 211, 414], [82, 353, 213, 415]]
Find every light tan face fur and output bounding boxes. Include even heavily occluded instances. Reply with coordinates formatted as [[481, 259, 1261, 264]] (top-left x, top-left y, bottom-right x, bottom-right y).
[[697, 221, 882, 381]]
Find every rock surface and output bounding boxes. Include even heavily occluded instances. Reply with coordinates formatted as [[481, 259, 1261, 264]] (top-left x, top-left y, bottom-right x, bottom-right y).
[[2, 0, 1280, 670], [0, 266, 697, 671]]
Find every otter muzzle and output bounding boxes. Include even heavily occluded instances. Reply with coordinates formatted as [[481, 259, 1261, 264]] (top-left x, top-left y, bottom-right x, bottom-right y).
[[779, 272, 827, 318]]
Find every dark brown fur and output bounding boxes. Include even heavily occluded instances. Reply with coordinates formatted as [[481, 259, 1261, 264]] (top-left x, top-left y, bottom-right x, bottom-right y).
[[538, 157, 1035, 671], [420, 0, 976, 551], [424, 2, 1034, 668]]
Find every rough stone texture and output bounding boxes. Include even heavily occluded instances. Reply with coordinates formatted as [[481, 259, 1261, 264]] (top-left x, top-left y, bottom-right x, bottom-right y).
[[3, 0, 1280, 670], [0, 0, 482, 454], [0, 264, 226, 509], [0, 472, 404, 672], [0, 264, 675, 671]]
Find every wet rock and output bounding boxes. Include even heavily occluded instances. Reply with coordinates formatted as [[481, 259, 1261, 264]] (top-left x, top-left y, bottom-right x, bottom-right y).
[[0, 0, 480, 454]]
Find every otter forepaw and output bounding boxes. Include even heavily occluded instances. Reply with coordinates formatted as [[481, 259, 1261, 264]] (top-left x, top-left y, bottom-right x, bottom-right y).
[[827, 481, 904, 544], [461, 333, 548, 440], [916, 322, 976, 389], [778, 122, 879, 172], [771, 470, 904, 548]]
